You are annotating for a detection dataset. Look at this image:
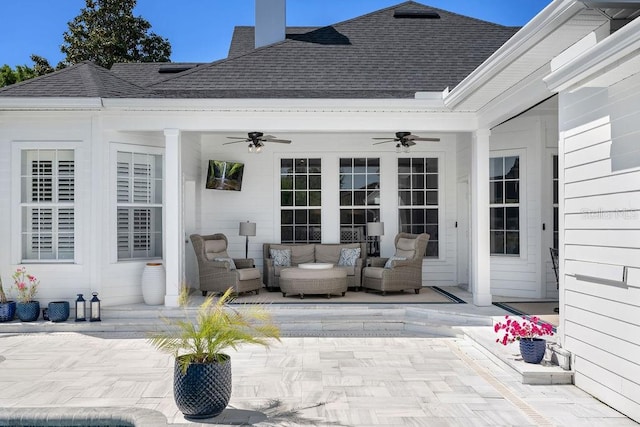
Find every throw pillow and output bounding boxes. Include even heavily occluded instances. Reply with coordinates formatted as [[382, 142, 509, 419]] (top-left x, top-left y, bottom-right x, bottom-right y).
[[384, 256, 406, 269], [214, 257, 237, 270], [270, 248, 291, 267], [338, 247, 361, 266]]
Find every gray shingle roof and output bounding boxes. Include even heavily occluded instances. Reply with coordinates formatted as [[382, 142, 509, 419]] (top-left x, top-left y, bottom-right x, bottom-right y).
[[149, 1, 518, 99], [1, 1, 519, 100], [110, 62, 204, 87], [0, 61, 147, 97]]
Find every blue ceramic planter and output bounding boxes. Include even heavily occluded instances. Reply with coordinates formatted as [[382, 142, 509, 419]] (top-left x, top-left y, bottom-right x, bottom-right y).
[[0, 301, 16, 322], [16, 301, 40, 322], [47, 301, 70, 322], [519, 338, 546, 364]]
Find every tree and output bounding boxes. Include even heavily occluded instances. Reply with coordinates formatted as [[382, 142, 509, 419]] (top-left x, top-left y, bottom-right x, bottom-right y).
[[0, 64, 37, 87], [60, 0, 171, 69]]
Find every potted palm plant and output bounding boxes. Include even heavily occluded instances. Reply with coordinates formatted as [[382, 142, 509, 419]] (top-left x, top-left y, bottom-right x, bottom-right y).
[[148, 287, 280, 419], [0, 276, 16, 322]]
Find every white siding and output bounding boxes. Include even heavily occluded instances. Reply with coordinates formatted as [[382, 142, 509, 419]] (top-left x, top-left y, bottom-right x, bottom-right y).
[[559, 70, 640, 422]]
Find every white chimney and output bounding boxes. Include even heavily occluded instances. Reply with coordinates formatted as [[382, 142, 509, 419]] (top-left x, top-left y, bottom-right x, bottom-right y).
[[255, 0, 286, 49]]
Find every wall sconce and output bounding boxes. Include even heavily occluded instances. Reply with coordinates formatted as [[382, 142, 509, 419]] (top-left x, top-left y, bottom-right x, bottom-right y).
[[367, 221, 384, 257], [239, 221, 257, 259], [90, 292, 101, 322], [75, 294, 86, 322]]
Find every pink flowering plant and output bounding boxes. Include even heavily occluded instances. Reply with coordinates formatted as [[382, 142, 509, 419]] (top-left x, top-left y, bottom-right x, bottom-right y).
[[494, 315, 554, 346], [12, 266, 39, 303]]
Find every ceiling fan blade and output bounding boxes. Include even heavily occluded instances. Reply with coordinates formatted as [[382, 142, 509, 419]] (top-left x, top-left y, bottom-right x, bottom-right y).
[[264, 138, 291, 144], [226, 136, 247, 140], [373, 140, 394, 145], [412, 137, 441, 142], [223, 140, 246, 145], [406, 140, 417, 147], [372, 137, 396, 140]]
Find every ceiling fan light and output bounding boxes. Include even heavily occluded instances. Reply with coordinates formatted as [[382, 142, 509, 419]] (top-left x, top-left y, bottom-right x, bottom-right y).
[[395, 143, 401, 153], [248, 143, 253, 153], [256, 145, 262, 153]]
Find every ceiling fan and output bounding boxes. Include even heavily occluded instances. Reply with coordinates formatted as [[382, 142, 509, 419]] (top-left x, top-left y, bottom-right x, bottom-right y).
[[224, 131, 291, 153], [372, 132, 440, 152]]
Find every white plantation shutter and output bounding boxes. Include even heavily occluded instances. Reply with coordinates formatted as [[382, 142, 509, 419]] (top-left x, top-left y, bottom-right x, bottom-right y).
[[21, 150, 75, 261], [116, 151, 162, 260]]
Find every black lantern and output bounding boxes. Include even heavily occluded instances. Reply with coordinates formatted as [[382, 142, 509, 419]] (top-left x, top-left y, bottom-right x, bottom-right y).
[[90, 292, 101, 322], [75, 294, 86, 322]]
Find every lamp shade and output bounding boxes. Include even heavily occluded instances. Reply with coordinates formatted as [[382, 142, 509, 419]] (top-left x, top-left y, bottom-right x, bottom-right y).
[[239, 221, 257, 236], [367, 222, 384, 237]]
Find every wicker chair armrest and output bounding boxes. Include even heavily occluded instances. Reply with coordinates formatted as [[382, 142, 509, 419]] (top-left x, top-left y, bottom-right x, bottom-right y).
[[368, 257, 388, 268], [234, 258, 255, 269]]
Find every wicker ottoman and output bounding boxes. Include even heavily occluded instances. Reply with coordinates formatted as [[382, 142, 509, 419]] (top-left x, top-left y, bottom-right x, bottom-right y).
[[279, 267, 348, 299]]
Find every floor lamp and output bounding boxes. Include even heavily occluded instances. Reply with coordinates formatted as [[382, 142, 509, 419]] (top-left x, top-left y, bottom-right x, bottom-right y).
[[239, 221, 256, 259], [367, 222, 384, 257]]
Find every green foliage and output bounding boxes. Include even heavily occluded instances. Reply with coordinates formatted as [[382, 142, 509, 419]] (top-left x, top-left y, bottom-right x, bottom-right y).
[[0, 64, 37, 87], [60, 0, 171, 68], [148, 287, 281, 374]]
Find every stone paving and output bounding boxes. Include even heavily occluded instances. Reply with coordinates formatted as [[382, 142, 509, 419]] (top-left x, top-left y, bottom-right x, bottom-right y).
[[0, 329, 636, 426]]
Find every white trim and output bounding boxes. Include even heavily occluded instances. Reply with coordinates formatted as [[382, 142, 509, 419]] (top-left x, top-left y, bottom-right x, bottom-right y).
[[0, 98, 103, 110], [102, 97, 447, 112], [544, 16, 640, 92]]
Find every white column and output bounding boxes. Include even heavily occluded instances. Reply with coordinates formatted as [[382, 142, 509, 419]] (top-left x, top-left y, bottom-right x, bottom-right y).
[[470, 129, 492, 306], [164, 129, 182, 307]]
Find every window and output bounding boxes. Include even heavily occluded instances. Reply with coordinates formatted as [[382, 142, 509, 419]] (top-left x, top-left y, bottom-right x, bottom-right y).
[[490, 156, 520, 255], [116, 151, 163, 260], [339, 158, 380, 243], [280, 158, 321, 243], [552, 155, 558, 250], [20, 149, 75, 261], [398, 157, 439, 257]]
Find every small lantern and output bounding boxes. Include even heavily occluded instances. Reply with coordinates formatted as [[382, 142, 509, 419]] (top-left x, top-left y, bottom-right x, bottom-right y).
[[75, 294, 86, 322], [90, 292, 101, 322]]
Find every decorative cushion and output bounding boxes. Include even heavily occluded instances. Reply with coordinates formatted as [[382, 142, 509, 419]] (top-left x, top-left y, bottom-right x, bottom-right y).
[[270, 248, 291, 267], [384, 256, 407, 269], [315, 243, 360, 263], [395, 237, 417, 259], [204, 239, 229, 259], [338, 247, 361, 266], [214, 257, 236, 270]]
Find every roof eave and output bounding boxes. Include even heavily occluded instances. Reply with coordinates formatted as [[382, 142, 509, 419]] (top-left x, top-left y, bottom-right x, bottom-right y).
[[544, 15, 640, 91], [444, 0, 587, 110], [0, 97, 104, 110], [101, 96, 448, 112]]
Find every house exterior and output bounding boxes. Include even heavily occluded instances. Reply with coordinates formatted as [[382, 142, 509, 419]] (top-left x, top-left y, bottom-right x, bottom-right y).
[[0, 0, 639, 421]]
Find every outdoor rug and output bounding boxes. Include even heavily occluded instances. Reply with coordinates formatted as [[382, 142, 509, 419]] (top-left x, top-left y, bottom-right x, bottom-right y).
[[492, 301, 559, 326], [229, 286, 465, 305]]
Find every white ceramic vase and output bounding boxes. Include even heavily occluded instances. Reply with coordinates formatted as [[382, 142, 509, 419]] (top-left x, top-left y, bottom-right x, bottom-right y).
[[141, 262, 166, 305]]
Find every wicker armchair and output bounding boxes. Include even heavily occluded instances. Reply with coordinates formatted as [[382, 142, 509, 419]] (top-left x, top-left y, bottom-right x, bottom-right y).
[[361, 232, 430, 295], [190, 233, 262, 296]]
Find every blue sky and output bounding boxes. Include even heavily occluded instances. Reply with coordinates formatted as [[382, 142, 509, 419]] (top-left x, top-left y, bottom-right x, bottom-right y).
[[1, 0, 551, 68]]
